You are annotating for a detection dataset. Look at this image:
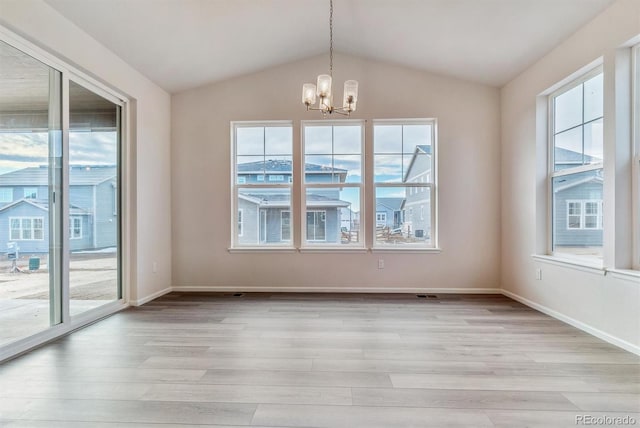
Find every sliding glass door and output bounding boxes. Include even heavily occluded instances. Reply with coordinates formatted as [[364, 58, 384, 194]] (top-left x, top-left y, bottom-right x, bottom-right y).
[[0, 36, 123, 352], [68, 81, 121, 317], [0, 40, 62, 346]]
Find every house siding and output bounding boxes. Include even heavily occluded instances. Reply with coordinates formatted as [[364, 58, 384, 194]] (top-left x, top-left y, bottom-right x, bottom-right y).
[[554, 181, 603, 247], [95, 180, 118, 248]]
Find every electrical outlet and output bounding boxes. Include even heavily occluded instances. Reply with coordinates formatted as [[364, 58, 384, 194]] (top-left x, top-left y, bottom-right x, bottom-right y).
[[153, 261, 158, 273], [535, 268, 542, 280], [378, 259, 384, 269]]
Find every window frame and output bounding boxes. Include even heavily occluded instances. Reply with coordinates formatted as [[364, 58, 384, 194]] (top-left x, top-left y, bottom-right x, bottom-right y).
[[23, 187, 37, 199], [633, 43, 640, 270], [372, 118, 438, 250], [301, 119, 365, 248], [237, 209, 243, 237], [547, 66, 604, 261], [9, 216, 45, 241], [230, 121, 294, 248], [69, 216, 83, 239]]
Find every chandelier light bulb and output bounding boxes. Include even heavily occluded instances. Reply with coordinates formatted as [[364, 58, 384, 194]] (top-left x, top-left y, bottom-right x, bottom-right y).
[[302, 83, 317, 106]]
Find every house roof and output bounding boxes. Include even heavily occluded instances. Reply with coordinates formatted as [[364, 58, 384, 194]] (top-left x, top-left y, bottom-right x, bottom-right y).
[[554, 147, 601, 167], [240, 192, 350, 208], [403, 145, 432, 182], [376, 197, 405, 211], [554, 174, 604, 193], [0, 165, 116, 186], [0, 198, 89, 215], [237, 159, 347, 175]]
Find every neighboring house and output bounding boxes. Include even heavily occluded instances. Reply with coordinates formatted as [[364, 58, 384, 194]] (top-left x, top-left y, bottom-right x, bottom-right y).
[[237, 160, 350, 244], [375, 198, 404, 229], [0, 165, 117, 254], [553, 171, 603, 247], [403, 145, 432, 239]]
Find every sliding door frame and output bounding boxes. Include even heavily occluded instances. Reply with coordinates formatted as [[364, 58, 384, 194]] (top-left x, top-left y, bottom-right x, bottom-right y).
[[0, 25, 132, 362]]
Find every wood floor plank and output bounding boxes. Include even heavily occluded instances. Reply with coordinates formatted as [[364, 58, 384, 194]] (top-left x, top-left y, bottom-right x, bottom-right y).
[[1, 292, 637, 428]]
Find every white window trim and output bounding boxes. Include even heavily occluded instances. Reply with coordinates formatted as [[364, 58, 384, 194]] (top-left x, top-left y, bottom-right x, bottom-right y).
[[0, 187, 12, 203], [301, 120, 365, 248], [548, 66, 604, 258], [230, 121, 293, 249], [565, 199, 603, 230], [376, 212, 387, 224], [633, 43, 640, 270], [69, 216, 83, 239], [306, 210, 327, 242], [280, 210, 291, 242], [9, 216, 44, 241], [238, 209, 244, 237], [373, 119, 437, 249]]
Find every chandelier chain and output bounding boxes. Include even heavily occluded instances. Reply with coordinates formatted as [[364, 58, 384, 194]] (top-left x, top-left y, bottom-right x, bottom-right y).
[[329, 0, 333, 77]]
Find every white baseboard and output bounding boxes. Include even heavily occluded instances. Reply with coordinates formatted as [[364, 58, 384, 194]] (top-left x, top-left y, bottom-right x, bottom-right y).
[[171, 286, 503, 294], [130, 286, 173, 306], [501, 289, 640, 356]]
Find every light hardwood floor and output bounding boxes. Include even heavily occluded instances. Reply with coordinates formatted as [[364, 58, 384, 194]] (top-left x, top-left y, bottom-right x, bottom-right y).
[[0, 292, 638, 427]]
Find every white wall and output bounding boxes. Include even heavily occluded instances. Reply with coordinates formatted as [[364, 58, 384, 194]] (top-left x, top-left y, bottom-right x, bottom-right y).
[[171, 53, 501, 291], [0, 0, 173, 303], [501, 0, 640, 352]]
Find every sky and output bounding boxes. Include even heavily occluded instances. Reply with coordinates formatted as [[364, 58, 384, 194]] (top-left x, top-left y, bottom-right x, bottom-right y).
[[0, 131, 118, 175]]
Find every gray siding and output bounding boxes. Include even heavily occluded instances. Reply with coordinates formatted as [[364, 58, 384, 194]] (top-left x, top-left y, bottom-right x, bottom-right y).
[[94, 180, 118, 248], [554, 181, 603, 247]]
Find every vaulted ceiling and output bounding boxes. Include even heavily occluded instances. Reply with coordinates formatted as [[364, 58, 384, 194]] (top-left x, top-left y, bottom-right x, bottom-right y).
[[43, 0, 615, 93]]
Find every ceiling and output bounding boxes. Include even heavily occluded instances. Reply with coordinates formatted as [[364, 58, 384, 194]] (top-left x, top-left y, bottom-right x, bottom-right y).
[[44, 0, 615, 93]]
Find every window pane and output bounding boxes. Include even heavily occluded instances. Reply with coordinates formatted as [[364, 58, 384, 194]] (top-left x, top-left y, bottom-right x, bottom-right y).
[[236, 127, 264, 155], [554, 84, 582, 133], [333, 125, 361, 154], [554, 126, 583, 171], [265, 126, 292, 155], [373, 125, 402, 153], [68, 81, 121, 317], [584, 118, 603, 163], [281, 211, 291, 241], [374, 155, 402, 182], [402, 125, 431, 154], [305, 187, 360, 245], [334, 155, 361, 183], [305, 155, 333, 183], [237, 188, 291, 245], [584, 73, 603, 122], [552, 169, 603, 260], [304, 126, 332, 154], [375, 186, 432, 247]]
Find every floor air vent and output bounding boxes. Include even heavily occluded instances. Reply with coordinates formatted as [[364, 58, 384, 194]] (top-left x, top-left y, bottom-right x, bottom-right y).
[[233, 293, 244, 297]]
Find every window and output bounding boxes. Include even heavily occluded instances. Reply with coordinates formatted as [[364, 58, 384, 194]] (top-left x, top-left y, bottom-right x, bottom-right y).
[[0, 188, 12, 203], [9, 217, 44, 240], [634, 43, 640, 268], [23, 187, 37, 199], [550, 68, 603, 261], [232, 122, 292, 246], [268, 175, 284, 181], [306, 210, 326, 241], [566, 200, 603, 230], [373, 119, 436, 247], [281, 211, 291, 241], [302, 121, 364, 246], [376, 212, 387, 225], [237, 209, 243, 237], [69, 216, 82, 239]]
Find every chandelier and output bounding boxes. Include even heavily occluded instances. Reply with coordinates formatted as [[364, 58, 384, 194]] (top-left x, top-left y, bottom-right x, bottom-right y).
[[302, 0, 358, 116]]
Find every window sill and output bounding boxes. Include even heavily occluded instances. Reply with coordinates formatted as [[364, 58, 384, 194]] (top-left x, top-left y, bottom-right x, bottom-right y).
[[228, 247, 297, 253], [532, 254, 605, 275], [606, 269, 640, 282], [299, 247, 368, 253], [371, 247, 441, 254]]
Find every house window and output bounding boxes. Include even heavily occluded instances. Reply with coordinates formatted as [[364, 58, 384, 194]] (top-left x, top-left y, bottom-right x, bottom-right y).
[[550, 68, 603, 260], [376, 212, 387, 225], [232, 122, 292, 247], [302, 121, 364, 246], [23, 187, 37, 199], [566, 200, 603, 230], [268, 175, 284, 181], [0, 188, 12, 203], [306, 210, 326, 241], [374, 119, 436, 247], [281, 210, 291, 241], [9, 217, 44, 240], [69, 216, 83, 239]]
